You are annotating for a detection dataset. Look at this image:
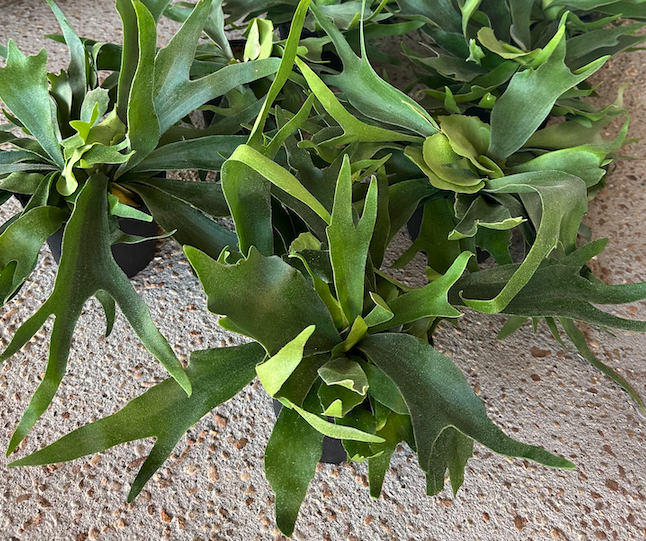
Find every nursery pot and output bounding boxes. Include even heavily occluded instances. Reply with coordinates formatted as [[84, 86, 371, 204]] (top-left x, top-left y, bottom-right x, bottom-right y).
[[15, 194, 160, 279], [272, 399, 347, 464]]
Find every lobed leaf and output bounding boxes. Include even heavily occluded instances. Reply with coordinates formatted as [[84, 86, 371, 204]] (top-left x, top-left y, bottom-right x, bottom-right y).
[[45, 0, 87, 118], [371, 251, 472, 333], [359, 333, 574, 487], [119, 0, 161, 173], [0, 205, 67, 305], [185, 245, 341, 356], [10, 342, 264, 500], [462, 171, 588, 313], [311, 1, 438, 137], [489, 32, 608, 160], [0, 43, 64, 167], [0, 174, 190, 455], [327, 155, 378, 324], [265, 406, 323, 537]]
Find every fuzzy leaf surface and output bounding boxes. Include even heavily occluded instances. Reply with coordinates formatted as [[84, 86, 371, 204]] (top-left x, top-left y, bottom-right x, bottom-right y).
[[0, 43, 64, 167], [359, 333, 574, 479], [10, 342, 264, 501], [185, 246, 341, 356], [327, 156, 378, 324], [0, 174, 190, 454], [489, 33, 607, 160]]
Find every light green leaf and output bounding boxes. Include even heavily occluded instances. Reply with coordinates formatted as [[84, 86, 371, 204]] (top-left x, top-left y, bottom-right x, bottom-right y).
[[509, 145, 607, 188], [265, 95, 317, 159], [449, 196, 525, 240], [108, 193, 153, 222], [489, 33, 608, 160], [327, 156, 378, 324], [282, 399, 385, 443], [80, 88, 110, 125], [318, 357, 369, 395], [364, 293, 394, 328], [257, 325, 316, 397], [439, 115, 494, 173], [460, 0, 482, 36], [332, 316, 369, 356], [477, 27, 528, 59], [243, 18, 274, 61], [246, 0, 311, 149]]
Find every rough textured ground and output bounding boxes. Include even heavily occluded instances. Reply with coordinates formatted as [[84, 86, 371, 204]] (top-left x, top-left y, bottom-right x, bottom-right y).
[[1, 1, 646, 540]]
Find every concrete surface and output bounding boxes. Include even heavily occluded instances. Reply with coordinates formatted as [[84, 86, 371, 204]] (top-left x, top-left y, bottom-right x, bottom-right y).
[[1, 1, 646, 540]]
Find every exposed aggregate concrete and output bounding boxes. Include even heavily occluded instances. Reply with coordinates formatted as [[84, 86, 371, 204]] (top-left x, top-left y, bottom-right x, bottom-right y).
[[1, 1, 646, 540]]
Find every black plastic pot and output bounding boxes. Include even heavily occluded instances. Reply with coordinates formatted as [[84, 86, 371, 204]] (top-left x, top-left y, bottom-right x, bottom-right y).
[[278, 23, 343, 72], [272, 399, 347, 464], [15, 194, 159, 279]]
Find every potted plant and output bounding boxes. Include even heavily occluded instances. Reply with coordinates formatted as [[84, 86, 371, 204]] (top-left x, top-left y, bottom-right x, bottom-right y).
[[5, 1, 646, 537], [0, 0, 281, 455]]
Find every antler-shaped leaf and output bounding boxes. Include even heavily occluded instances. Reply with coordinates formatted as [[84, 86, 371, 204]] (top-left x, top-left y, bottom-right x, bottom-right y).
[[310, 0, 438, 137], [370, 251, 472, 333], [489, 30, 608, 160], [0, 43, 64, 168], [462, 170, 587, 313], [0, 173, 190, 455], [294, 57, 421, 148], [9, 342, 265, 501], [45, 0, 87, 118], [0, 205, 67, 305], [327, 155, 378, 324], [454, 239, 646, 331], [185, 245, 341, 356], [152, 0, 281, 134], [359, 333, 574, 492]]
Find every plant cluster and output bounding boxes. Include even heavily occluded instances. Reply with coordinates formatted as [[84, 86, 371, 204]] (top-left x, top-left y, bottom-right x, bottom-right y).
[[1, 0, 646, 536]]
